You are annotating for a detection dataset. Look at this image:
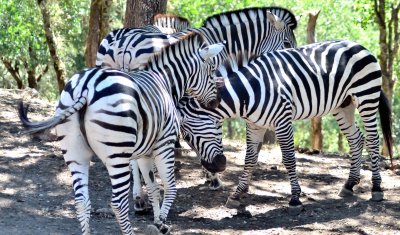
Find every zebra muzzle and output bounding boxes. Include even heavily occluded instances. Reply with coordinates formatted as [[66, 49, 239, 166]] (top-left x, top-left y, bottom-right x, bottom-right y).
[[201, 153, 226, 173]]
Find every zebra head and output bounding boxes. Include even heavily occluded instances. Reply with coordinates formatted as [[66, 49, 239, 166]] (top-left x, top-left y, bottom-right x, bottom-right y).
[[178, 96, 226, 173], [184, 35, 225, 109], [264, 11, 297, 51]]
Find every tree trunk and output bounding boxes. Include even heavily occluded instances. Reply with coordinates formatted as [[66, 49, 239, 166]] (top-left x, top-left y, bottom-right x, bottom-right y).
[[85, 0, 102, 67], [100, 0, 112, 40], [25, 65, 38, 89], [311, 118, 322, 150], [37, 0, 66, 94], [1, 59, 24, 89], [373, 0, 399, 157], [226, 119, 233, 139], [124, 0, 167, 28], [307, 10, 323, 151]]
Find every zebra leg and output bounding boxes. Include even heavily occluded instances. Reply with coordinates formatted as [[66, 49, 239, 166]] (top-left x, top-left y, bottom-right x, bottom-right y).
[[358, 101, 383, 201], [174, 134, 182, 158], [154, 149, 177, 234], [332, 104, 363, 198], [226, 124, 266, 208], [137, 157, 170, 235], [275, 122, 303, 214], [56, 115, 94, 235], [106, 163, 133, 235], [130, 159, 148, 212], [143, 141, 176, 235]]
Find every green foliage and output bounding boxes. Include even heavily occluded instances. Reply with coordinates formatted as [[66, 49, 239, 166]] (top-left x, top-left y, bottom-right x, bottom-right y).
[[0, 0, 48, 66], [222, 118, 246, 140], [353, 0, 375, 29], [169, 0, 256, 27]]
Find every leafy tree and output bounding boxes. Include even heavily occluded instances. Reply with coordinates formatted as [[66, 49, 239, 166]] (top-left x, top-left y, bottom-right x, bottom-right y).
[[0, 0, 49, 89], [0, 0, 90, 98]]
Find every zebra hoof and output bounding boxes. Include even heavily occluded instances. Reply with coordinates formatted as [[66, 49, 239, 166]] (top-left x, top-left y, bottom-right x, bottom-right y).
[[225, 197, 241, 208], [370, 191, 384, 202], [159, 224, 171, 234], [209, 178, 223, 191], [145, 224, 171, 235], [288, 204, 303, 215], [338, 186, 354, 198]]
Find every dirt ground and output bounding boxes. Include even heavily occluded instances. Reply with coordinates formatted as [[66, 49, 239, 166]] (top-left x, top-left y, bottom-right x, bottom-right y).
[[1, 88, 400, 235]]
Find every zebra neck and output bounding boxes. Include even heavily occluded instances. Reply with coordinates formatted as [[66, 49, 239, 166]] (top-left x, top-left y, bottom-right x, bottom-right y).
[[147, 64, 188, 106]]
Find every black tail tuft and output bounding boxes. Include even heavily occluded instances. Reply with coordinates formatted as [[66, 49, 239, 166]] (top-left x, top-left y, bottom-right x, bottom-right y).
[[378, 90, 394, 167]]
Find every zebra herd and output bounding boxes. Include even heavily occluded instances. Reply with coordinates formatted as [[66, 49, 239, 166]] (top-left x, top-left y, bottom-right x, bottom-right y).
[[18, 6, 393, 235]]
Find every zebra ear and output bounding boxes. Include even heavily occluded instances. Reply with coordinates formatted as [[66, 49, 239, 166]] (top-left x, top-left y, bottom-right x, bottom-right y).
[[199, 42, 225, 61], [266, 11, 285, 31]]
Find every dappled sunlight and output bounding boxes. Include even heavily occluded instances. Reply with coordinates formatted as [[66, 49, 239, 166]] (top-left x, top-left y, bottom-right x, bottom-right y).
[[1, 89, 400, 234], [179, 205, 237, 220]]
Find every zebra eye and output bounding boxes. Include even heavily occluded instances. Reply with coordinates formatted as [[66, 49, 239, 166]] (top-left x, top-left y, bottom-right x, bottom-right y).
[[283, 41, 292, 48]]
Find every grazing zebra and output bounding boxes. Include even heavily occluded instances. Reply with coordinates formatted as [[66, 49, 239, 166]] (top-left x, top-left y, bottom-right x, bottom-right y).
[[179, 40, 393, 212], [18, 32, 225, 235]]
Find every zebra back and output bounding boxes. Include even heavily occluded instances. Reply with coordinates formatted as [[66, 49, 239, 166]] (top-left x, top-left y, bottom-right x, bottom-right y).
[[201, 7, 297, 59], [203, 7, 297, 30], [102, 31, 173, 71], [172, 7, 298, 70], [153, 14, 191, 34], [96, 28, 151, 67]]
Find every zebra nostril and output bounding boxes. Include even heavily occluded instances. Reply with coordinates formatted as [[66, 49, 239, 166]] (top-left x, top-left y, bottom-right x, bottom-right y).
[[206, 99, 219, 109]]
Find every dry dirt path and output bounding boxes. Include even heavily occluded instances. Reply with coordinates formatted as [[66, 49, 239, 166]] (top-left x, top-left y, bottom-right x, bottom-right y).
[[1, 89, 399, 235]]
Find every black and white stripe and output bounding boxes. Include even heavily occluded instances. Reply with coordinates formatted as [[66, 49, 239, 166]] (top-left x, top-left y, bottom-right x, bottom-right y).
[[96, 6, 299, 210], [179, 40, 393, 209], [19, 32, 225, 235], [96, 15, 191, 70]]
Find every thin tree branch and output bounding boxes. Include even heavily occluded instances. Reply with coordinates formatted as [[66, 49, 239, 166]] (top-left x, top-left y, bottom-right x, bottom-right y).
[[36, 64, 49, 83]]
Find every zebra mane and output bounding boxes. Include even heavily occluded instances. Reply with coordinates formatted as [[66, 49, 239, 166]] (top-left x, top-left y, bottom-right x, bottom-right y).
[[203, 6, 297, 30], [153, 13, 191, 26], [153, 14, 191, 34], [219, 51, 255, 75], [144, 31, 204, 68]]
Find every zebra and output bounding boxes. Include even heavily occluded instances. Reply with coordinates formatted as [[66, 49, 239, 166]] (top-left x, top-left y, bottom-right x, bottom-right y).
[[178, 40, 394, 212], [96, 15, 191, 70], [18, 32, 225, 235], [96, 7, 298, 211], [98, 7, 297, 73]]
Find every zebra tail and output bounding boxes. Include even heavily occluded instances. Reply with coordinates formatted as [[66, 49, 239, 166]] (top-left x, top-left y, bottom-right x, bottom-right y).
[[18, 95, 87, 135], [378, 90, 394, 167]]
